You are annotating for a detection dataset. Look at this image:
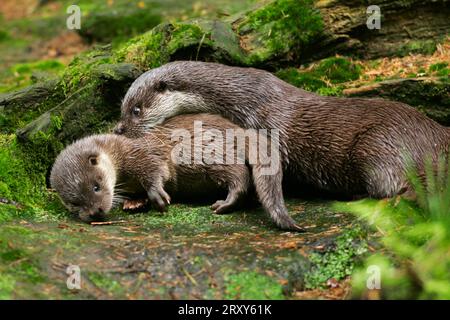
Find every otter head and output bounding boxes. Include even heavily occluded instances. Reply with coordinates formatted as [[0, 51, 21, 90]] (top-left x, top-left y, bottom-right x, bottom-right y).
[[114, 64, 207, 138], [50, 138, 117, 223]]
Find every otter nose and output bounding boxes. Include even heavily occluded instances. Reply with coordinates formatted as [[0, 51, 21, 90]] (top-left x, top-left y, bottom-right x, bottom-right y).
[[114, 123, 125, 135], [89, 208, 105, 221]]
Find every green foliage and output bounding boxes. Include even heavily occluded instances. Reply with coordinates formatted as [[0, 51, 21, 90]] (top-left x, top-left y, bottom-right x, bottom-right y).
[[342, 157, 450, 299], [1, 60, 63, 93], [224, 271, 284, 299], [304, 228, 368, 289], [12, 60, 64, 75], [0, 29, 10, 42], [314, 57, 362, 84], [429, 62, 450, 77]]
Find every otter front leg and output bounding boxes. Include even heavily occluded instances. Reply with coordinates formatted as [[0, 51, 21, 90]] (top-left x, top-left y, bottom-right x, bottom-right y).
[[252, 164, 304, 232], [139, 175, 171, 213], [147, 184, 171, 212]]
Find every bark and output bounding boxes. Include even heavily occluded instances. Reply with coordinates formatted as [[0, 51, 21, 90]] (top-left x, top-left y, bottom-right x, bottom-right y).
[[312, 0, 450, 60]]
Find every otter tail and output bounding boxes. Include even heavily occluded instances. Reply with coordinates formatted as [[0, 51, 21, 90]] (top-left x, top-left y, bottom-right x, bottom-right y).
[[252, 164, 304, 232]]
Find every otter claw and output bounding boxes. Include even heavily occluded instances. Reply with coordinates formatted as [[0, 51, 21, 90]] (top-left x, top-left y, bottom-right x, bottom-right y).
[[281, 222, 305, 233], [159, 188, 171, 205], [292, 224, 306, 232], [211, 200, 234, 215], [148, 187, 171, 212]]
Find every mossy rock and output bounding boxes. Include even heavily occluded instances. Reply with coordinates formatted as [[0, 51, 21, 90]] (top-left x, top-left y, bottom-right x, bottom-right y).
[[115, 19, 246, 70], [115, 0, 324, 69], [234, 0, 324, 67]]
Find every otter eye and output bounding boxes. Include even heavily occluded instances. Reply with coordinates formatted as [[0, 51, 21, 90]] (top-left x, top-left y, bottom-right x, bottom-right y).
[[93, 184, 101, 192], [132, 106, 141, 116]]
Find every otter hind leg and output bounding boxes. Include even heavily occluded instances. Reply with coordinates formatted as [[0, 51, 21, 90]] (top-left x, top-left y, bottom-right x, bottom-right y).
[[210, 165, 250, 215], [252, 164, 304, 232], [351, 130, 408, 199], [211, 193, 239, 214]]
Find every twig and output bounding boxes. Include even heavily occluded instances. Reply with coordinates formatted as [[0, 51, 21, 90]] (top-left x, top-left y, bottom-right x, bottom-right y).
[[90, 220, 128, 226]]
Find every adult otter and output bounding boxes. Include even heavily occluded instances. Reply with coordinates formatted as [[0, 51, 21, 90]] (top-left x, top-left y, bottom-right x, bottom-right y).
[[115, 61, 449, 215], [51, 114, 296, 230]]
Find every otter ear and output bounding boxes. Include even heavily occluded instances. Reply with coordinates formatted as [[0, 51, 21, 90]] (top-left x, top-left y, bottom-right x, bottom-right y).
[[88, 155, 98, 166], [154, 80, 168, 92]]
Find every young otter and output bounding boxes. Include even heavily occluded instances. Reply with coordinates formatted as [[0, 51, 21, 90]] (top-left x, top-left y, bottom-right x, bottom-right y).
[[115, 61, 449, 226], [51, 113, 299, 230]]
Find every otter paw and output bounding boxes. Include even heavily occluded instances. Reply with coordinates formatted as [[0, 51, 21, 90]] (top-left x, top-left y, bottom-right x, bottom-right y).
[[279, 220, 305, 233], [123, 199, 148, 211], [148, 187, 171, 213], [211, 200, 234, 215], [273, 213, 305, 232]]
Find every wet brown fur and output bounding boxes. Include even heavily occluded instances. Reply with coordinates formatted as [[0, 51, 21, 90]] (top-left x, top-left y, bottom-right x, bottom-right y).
[[115, 61, 450, 230], [51, 114, 252, 223]]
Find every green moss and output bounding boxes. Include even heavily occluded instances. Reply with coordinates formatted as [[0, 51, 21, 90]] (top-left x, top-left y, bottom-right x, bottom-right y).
[[0, 135, 45, 206], [224, 271, 284, 299], [237, 0, 323, 64], [316, 86, 343, 96], [276, 57, 360, 95], [138, 203, 264, 235], [114, 0, 323, 68], [166, 23, 206, 54], [0, 274, 15, 299], [12, 60, 64, 75], [0, 29, 10, 42], [89, 272, 124, 296], [315, 57, 362, 84], [276, 68, 326, 91], [0, 226, 46, 293], [114, 25, 168, 69], [398, 40, 437, 56], [304, 228, 368, 289], [62, 47, 112, 93], [429, 62, 450, 77]]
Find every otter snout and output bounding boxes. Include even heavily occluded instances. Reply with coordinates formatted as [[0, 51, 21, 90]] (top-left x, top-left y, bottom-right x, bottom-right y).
[[79, 207, 106, 223], [114, 123, 125, 135]]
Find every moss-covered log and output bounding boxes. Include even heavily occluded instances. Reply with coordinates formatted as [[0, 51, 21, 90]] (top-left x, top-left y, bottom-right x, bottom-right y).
[[314, 0, 450, 59]]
